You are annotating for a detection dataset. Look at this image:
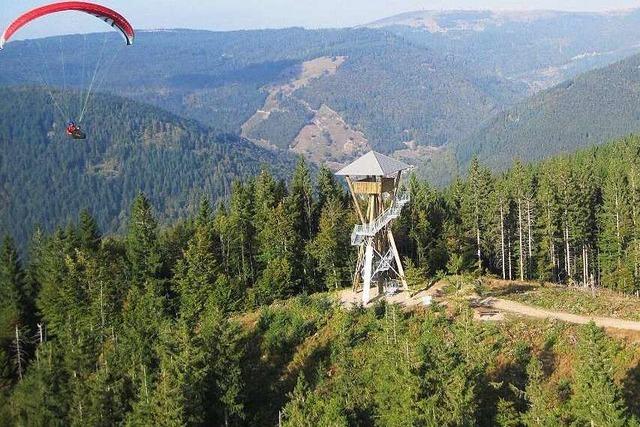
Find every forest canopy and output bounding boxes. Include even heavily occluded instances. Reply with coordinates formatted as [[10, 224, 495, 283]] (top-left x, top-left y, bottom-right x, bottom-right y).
[[3, 134, 640, 424]]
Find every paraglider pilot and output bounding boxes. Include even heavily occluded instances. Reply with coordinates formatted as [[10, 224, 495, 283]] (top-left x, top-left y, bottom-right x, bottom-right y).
[[66, 121, 86, 140]]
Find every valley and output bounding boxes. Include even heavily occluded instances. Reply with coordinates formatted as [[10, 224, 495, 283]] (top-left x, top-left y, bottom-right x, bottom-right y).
[[5, 4, 640, 426]]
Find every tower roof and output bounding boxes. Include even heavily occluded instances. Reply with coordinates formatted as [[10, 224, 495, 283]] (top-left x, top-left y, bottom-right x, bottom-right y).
[[335, 151, 412, 177]]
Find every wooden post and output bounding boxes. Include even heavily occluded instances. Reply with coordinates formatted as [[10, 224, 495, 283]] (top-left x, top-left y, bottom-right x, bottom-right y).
[[345, 176, 366, 225], [388, 229, 407, 289], [352, 244, 364, 290], [363, 240, 374, 304]]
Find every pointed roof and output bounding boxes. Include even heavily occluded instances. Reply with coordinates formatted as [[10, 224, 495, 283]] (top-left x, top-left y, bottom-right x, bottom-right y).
[[335, 151, 412, 177]]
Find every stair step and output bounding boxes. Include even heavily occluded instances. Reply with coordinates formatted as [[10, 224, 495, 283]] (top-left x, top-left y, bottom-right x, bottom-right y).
[[350, 192, 410, 246]]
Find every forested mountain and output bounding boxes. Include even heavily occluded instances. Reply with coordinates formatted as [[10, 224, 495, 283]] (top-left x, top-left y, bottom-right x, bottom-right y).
[[0, 28, 521, 159], [3, 22, 640, 176], [367, 9, 640, 92], [0, 86, 296, 248], [456, 53, 640, 171], [2, 132, 640, 424]]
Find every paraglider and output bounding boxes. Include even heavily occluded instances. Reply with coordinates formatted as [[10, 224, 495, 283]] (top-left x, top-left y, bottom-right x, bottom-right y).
[[0, 2, 135, 139]]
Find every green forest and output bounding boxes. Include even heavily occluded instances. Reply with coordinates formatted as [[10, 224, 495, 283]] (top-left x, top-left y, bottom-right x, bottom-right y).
[[0, 87, 296, 248], [0, 29, 518, 155], [3, 132, 640, 425], [457, 53, 640, 173]]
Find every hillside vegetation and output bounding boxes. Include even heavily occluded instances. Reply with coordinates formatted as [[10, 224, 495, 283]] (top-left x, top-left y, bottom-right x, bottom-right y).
[[2, 132, 640, 424], [0, 28, 525, 159], [5, 24, 640, 182], [1, 192, 640, 425], [369, 9, 640, 91], [0, 86, 295, 247], [456, 53, 640, 171]]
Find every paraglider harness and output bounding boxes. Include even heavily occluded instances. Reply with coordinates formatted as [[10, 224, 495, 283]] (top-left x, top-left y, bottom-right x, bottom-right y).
[[66, 121, 86, 140]]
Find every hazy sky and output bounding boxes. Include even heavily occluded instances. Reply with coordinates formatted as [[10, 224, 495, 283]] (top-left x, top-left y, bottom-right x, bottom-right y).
[[2, 0, 640, 40]]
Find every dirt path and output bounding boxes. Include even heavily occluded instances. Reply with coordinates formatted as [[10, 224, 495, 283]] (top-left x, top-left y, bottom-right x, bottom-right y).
[[339, 283, 640, 332], [338, 280, 446, 309], [487, 298, 640, 332]]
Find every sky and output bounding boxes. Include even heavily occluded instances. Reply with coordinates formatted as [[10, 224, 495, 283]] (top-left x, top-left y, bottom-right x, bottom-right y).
[[2, 0, 640, 40]]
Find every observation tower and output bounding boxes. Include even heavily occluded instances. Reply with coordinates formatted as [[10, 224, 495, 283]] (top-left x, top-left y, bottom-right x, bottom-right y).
[[336, 151, 412, 304]]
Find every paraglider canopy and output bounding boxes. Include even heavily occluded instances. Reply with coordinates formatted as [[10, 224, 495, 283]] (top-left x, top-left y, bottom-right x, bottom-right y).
[[0, 2, 135, 138], [0, 1, 135, 49]]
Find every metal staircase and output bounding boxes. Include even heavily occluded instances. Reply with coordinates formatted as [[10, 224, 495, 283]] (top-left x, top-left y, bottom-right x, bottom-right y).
[[351, 191, 410, 246], [372, 249, 395, 276]]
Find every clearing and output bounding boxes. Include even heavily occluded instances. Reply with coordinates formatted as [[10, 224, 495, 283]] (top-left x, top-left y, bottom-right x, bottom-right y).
[[338, 278, 640, 333]]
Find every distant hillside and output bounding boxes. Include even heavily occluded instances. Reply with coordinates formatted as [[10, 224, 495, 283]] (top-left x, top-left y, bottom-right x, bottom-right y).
[[0, 28, 523, 163], [455, 53, 640, 170], [3, 22, 640, 180], [0, 87, 295, 247], [367, 9, 640, 92]]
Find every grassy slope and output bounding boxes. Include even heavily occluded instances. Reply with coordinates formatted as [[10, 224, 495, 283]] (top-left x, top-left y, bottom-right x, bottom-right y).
[[484, 278, 640, 322], [239, 291, 640, 425]]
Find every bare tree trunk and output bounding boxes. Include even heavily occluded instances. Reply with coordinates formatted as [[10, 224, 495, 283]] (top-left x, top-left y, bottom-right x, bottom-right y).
[[142, 364, 149, 403], [508, 236, 513, 281], [100, 281, 105, 344], [546, 201, 556, 282], [582, 245, 588, 287], [15, 326, 23, 380], [518, 198, 524, 281], [500, 204, 506, 280], [475, 195, 482, 274], [565, 215, 571, 279], [630, 170, 640, 277], [616, 194, 622, 268], [527, 199, 533, 260], [476, 224, 482, 274]]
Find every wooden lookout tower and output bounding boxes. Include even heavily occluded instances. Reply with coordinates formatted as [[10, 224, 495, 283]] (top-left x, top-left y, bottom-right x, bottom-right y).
[[336, 151, 412, 304]]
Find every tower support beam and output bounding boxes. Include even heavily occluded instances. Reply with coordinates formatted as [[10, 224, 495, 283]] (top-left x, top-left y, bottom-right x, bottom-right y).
[[363, 239, 374, 304], [388, 229, 407, 290]]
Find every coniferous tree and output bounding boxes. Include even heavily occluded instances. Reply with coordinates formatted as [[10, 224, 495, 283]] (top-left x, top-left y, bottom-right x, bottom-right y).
[[0, 237, 29, 350], [78, 209, 102, 253], [522, 356, 562, 426], [535, 164, 562, 282], [570, 322, 629, 426], [314, 165, 344, 228], [226, 181, 257, 288], [600, 162, 634, 292], [174, 218, 220, 326], [461, 158, 494, 274], [289, 157, 314, 241], [307, 197, 350, 291], [200, 302, 245, 424], [126, 193, 162, 288]]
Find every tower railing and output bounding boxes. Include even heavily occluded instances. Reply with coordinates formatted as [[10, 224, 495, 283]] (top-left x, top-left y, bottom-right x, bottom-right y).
[[351, 190, 410, 246]]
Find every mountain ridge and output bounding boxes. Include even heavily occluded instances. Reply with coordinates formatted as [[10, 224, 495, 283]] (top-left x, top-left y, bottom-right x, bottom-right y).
[[454, 52, 640, 172]]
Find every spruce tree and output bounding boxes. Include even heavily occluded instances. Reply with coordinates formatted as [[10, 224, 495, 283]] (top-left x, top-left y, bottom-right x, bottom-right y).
[[227, 181, 257, 288], [289, 157, 314, 241], [307, 197, 350, 291], [570, 322, 629, 426], [126, 193, 162, 287], [0, 236, 28, 351], [200, 303, 245, 424], [78, 209, 102, 253], [522, 356, 562, 426]]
